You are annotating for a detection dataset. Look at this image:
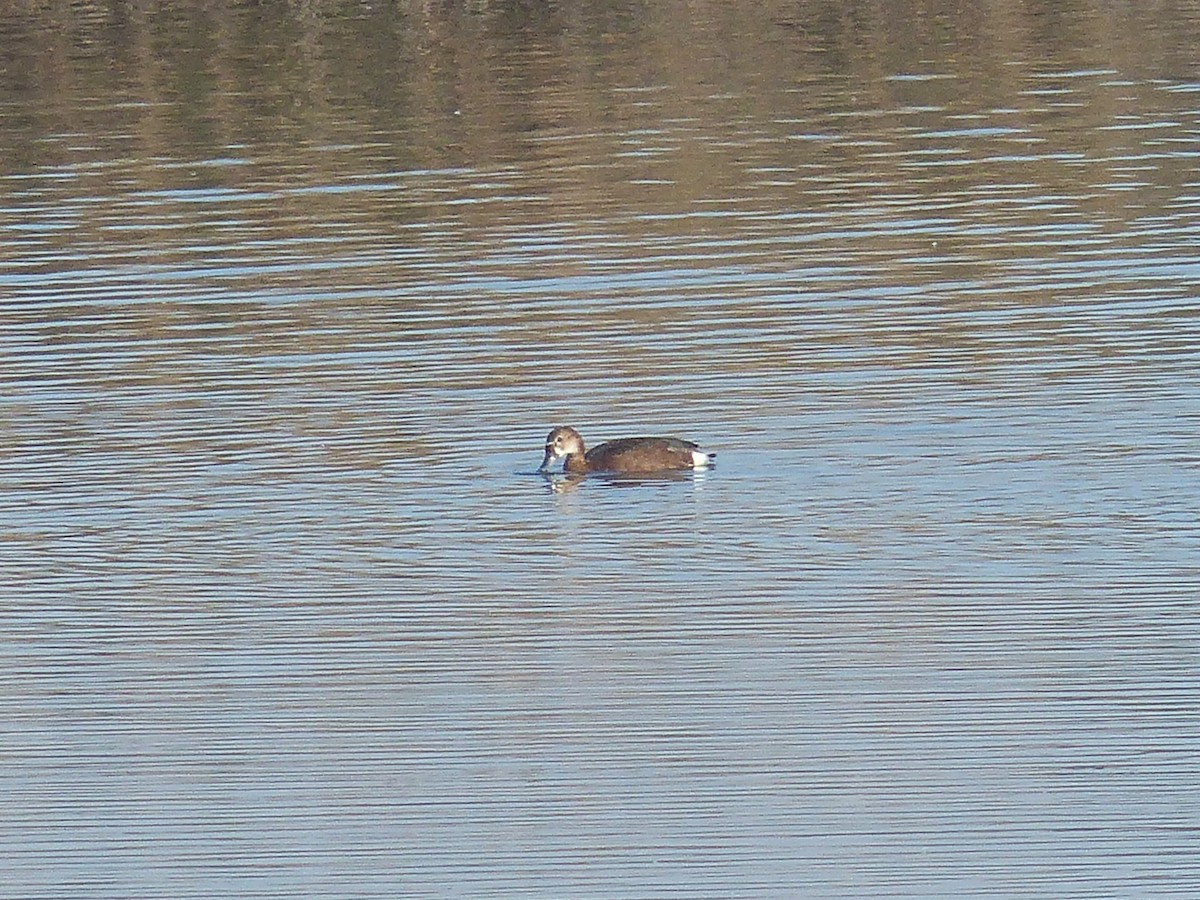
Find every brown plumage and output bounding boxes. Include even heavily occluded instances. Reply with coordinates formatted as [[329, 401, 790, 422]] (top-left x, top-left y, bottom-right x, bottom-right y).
[[539, 426, 715, 474]]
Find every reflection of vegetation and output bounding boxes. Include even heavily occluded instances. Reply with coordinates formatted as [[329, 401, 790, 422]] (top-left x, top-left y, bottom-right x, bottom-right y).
[[3, 1, 1196, 285], [4, 0, 1194, 170], [2, 1, 1194, 389]]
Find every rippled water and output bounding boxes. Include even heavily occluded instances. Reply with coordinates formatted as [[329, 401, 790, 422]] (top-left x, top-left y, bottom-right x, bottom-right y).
[[2, 1, 1199, 896]]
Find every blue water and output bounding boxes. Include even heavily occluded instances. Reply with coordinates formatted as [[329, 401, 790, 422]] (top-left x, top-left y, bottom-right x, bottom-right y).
[[2, 2, 1199, 896]]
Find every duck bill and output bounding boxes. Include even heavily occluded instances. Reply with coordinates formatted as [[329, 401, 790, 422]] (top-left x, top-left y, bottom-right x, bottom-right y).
[[538, 448, 556, 472]]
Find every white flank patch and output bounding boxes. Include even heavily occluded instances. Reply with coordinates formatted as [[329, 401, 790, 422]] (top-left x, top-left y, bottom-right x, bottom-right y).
[[691, 450, 713, 469]]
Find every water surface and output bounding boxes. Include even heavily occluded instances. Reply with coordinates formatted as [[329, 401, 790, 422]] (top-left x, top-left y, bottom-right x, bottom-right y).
[[2, 1, 1198, 896]]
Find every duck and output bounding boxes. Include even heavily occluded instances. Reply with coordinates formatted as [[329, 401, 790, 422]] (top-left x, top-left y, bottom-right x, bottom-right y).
[[538, 425, 715, 475]]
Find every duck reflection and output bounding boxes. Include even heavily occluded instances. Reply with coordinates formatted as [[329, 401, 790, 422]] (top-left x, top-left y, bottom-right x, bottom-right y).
[[541, 468, 702, 494]]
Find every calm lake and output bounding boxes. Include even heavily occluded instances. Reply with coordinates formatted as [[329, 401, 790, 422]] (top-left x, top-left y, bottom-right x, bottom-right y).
[[2, 0, 1198, 896]]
